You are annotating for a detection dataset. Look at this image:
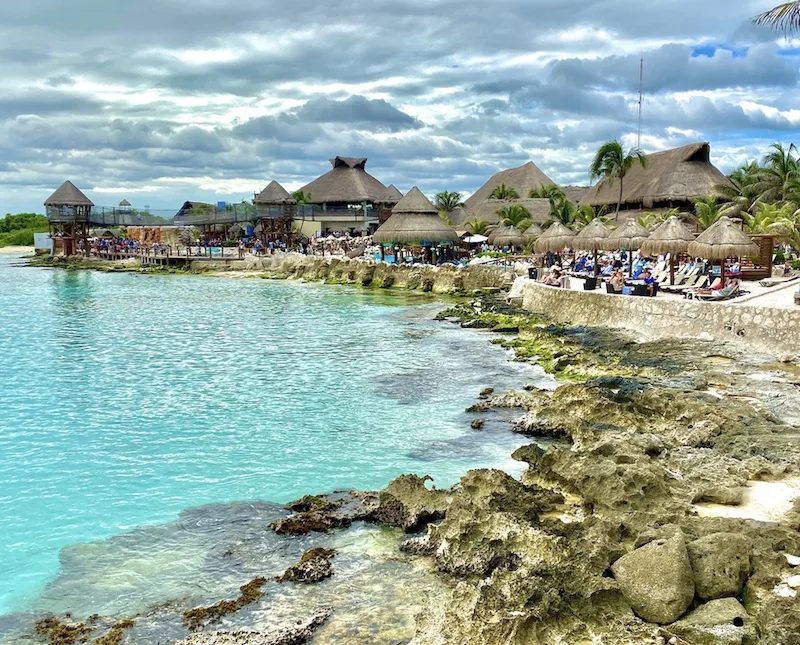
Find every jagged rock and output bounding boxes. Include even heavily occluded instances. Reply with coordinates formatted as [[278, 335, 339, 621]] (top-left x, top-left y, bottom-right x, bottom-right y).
[[271, 490, 378, 535], [666, 598, 755, 645], [470, 419, 486, 430], [693, 487, 745, 505], [178, 606, 331, 644], [687, 533, 752, 601], [276, 548, 336, 584], [372, 475, 450, 532], [611, 535, 695, 624]]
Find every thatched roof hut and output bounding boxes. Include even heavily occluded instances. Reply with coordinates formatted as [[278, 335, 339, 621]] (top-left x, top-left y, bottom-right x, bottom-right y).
[[45, 181, 94, 207], [639, 217, 696, 257], [299, 157, 390, 205], [534, 222, 575, 254], [607, 219, 649, 251], [373, 187, 458, 246], [488, 225, 527, 248], [254, 180, 295, 204], [383, 185, 403, 203], [119, 199, 131, 208], [573, 219, 613, 251], [580, 143, 734, 209], [687, 216, 759, 260], [525, 222, 543, 243], [464, 161, 556, 211]]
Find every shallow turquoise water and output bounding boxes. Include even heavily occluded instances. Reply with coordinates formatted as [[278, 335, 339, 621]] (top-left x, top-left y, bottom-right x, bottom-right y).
[[0, 253, 549, 617]]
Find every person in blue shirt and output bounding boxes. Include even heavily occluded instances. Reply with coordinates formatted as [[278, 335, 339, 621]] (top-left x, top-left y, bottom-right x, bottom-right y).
[[643, 269, 657, 296], [574, 255, 587, 273]]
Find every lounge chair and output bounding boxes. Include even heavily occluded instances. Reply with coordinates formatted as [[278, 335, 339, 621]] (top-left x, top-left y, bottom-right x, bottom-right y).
[[663, 275, 703, 294], [671, 275, 709, 294], [695, 284, 740, 301]]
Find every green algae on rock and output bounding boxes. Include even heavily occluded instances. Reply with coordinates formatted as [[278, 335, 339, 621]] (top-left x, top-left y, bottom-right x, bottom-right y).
[[33, 616, 94, 645], [276, 548, 336, 584], [182, 577, 268, 631], [373, 474, 451, 533]]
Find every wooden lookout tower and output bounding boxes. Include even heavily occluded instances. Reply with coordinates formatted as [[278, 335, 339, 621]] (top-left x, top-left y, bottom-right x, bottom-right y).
[[253, 181, 296, 245], [45, 181, 94, 256]]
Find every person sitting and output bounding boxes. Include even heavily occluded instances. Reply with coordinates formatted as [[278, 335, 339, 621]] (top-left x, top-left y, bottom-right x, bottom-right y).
[[784, 259, 793, 277], [696, 279, 740, 298], [643, 269, 658, 296], [574, 255, 587, 273], [609, 269, 625, 293]]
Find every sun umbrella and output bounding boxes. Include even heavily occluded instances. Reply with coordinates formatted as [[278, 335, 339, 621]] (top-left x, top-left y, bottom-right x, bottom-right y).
[[639, 216, 696, 285]]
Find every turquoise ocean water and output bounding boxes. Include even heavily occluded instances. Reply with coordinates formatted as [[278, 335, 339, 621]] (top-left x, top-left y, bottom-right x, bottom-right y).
[[0, 253, 550, 619]]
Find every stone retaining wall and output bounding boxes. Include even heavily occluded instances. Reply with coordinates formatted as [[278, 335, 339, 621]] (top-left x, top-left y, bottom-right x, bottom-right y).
[[519, 280, 800, 355]]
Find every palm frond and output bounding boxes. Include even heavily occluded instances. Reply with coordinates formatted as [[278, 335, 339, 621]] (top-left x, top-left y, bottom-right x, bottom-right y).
[[754, 2, 800, 32]]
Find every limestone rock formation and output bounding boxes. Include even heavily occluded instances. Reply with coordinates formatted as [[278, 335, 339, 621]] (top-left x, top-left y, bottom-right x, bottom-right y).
[[276, 548, 336, 584], [372, 474, 450, 532], [667, 598, 755, 645], [611, 535, 695, 624], [687, 533, 752, 601]]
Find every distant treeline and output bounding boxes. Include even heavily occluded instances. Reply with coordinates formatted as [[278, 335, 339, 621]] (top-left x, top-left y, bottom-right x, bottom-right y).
[[0, 213, 49, 247]]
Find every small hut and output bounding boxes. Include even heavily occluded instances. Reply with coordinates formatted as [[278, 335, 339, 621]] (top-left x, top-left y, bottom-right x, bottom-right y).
[[488, 225, 527, 251], [254, 180, 296, 245], [524, 222, 543, 244], [44, 181, 95, 256], [119, 199, 132, 212], [607, 219, 650, 276], [573, 219, 613, 276], [534, 222, 575, 254], [373, 187, 458, 263], [639, 216, 696, 284], [687, 216, 759, 287]]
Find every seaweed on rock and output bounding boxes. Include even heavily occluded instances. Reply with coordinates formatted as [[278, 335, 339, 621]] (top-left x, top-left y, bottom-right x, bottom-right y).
[[182, 577, 268, 631]]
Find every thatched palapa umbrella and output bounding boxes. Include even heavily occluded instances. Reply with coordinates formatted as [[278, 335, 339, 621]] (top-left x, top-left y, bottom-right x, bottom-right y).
[[572, 219, 612, 276], [488, 225, 527, 250], [534, 222, 575, 254], [373, 186, 458, 263], [687, 216, 759, 287], [524, 222, 543, 245], [607, 219, 650, 277], [639, 216, 696, 285]]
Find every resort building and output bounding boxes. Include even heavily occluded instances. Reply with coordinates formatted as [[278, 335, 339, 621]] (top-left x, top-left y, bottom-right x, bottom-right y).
[[457, 161, 585, 228], [296, 157, 396, 236], [579, 142, 734, 218], [44, 180, 95, 256]]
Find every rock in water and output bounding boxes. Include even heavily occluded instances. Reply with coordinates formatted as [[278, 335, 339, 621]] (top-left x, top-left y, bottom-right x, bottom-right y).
[[611, 535, 695, 624], [373, 474, 450, 532], [687, 533, 752, 602], [276, 548, 336, 584], [667, 598, 755, 645]]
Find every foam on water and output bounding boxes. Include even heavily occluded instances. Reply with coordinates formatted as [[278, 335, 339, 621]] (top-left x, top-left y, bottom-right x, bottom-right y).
[[0, 254, 553, 619]]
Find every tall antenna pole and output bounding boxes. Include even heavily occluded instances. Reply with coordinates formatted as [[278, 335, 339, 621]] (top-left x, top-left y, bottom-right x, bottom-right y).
[[637, 57, 644, 149]]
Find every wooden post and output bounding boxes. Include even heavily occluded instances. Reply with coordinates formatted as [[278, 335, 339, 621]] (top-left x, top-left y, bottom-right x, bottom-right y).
[[670, 255, 675, 286], [593, 249, 599, 276]]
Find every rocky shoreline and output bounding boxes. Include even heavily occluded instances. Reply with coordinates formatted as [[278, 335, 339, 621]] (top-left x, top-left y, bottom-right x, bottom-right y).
[[10, 275, 800, 644]]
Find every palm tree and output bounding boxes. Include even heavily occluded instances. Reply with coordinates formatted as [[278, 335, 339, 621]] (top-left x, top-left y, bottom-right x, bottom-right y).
[[574, 204, 610, 230], [716, 162, 761, 218], [589, 139, 648, 220], [489, 184, 520, 200], [693, 196, 724, 231], [529, 185, 565, 200], [465, 217, 491, 236], [754, 2, 800, 31], [292, 190, 312, 204], [750, 143, 800, 207], [744, 203, 800, 250], [637, 209, 677, 231], [496, 204, 532, 231], [435, 191, 464, 213], [547, 198, 576, 227]]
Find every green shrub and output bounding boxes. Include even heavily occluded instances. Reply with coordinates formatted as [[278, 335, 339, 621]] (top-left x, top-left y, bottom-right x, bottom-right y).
[[774, 249, 785, 264], [792, 260, 800, 271], [0, 228, 38, 247]]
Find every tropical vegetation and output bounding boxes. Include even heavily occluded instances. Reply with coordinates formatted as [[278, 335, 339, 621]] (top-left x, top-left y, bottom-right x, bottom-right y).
[[291, 190, 312, 204], [434, 191, 463, 213], [496, 204, 532, 231], [489, 183, 520, 200], [755, 2, 800, 31], [0, 213, 49, 247], [464, 217, 491, 236], [589, 140, 648, 220]]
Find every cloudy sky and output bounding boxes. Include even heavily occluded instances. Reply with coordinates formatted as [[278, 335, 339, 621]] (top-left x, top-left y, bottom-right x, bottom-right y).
[[1, 0, 799, 215]]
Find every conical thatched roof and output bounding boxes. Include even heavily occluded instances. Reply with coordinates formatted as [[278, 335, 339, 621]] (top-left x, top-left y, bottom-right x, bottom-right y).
[[687, 216, 759, 260], [580, 143, 734, 208], [300, 156, 389, 204], [534, 222, 575, 254], [488, 225, 527, 248], [45, 180, 94, 207], [607, 219, 649, 250], [524, 222, 543, 242], [464, 162, 556, 211], [254, 180, 295, 204], [573, 219, 612, 251], [383, 184, 403, 202], [373, 187, 458, 245], [119, 199, 131, 207], [639, 216, 696, 256]]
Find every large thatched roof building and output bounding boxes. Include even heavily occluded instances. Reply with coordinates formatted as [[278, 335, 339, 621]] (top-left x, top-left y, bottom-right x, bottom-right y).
[[299, 157, 391, 207], [464, 161, 556, 211], [374, 187, 458, 246], [579, 142, 733, 212]]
